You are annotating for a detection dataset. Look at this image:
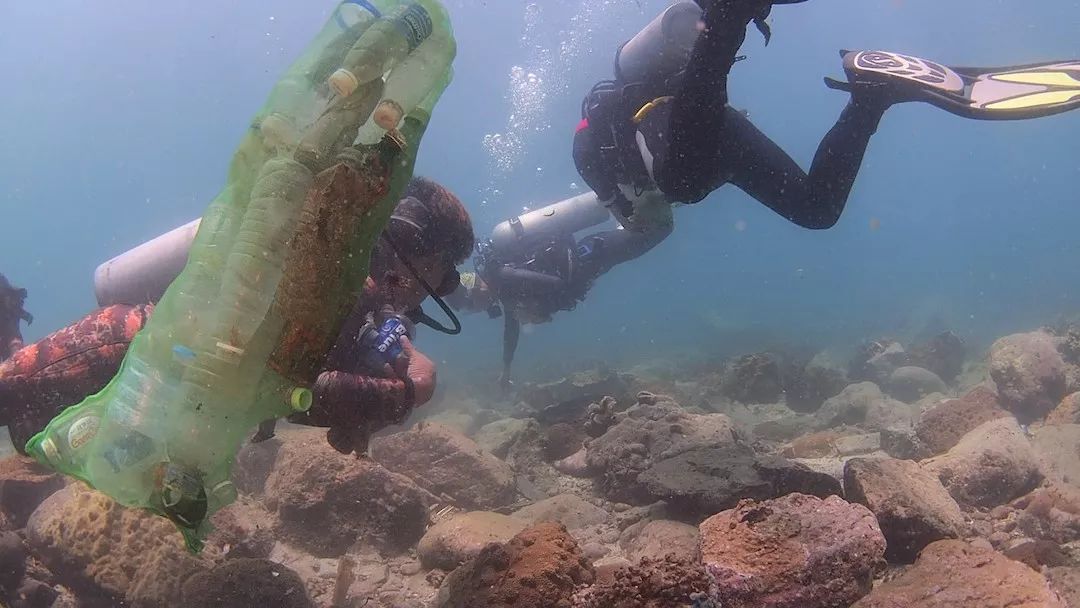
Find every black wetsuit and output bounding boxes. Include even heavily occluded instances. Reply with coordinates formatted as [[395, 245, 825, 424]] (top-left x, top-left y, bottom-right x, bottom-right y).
[[574, 1, 889, 229]]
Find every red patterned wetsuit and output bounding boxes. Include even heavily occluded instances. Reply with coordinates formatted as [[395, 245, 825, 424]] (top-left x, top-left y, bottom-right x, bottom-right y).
[[0, 300, 430, 455]]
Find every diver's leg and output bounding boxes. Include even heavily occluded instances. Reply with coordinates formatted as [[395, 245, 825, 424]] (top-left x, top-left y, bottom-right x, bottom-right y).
[[577, 222, 673, 279], [657, 3, 755, 203], [725, 98, 887, 229], [499, 311, 521, 391]]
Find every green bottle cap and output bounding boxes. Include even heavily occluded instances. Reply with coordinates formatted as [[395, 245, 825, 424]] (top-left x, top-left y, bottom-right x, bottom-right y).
[[290, 387, 314, 412]]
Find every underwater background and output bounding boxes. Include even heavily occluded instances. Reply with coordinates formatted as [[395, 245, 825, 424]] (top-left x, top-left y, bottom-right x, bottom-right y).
[[3, 0, 1079, 384]]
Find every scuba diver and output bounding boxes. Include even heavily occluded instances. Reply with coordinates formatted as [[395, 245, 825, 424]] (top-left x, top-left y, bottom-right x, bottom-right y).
[[0, 177, 472, 455], [448, 190, 660, 388], [574, 0, 1080, 232], [0, 274, 32, 362]]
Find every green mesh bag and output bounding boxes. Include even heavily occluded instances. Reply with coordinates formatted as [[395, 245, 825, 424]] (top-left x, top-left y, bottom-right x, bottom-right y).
[[25, 0, 456, 552]]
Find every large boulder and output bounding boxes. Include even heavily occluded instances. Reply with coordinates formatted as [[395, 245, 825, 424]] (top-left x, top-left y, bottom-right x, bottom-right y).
[[264, 428, 434, 556], [1046, 392, 1080, 426], [511, 494, 608, 530], [989, 331, 1068, 422], [843, 457, 965, 563], [418, 511, 528, 570], [638, 445, 842, 518], [0, 455, 64, 529], [25, 483, 218, 606], [922, 417, 1042, 509], [473, 418, 538, 459], [434, 523, 594, 608], [370, 422, 516, 510], [910, 331, 967, 383], [585, 394, 740, 503], [783, 363, 848, 413], [1032, 423, 1080, 486], [700, 493, 885, 608], [849, 340, 909, 384], [885, 366, 948, 403], [180, 558, 312, 608], [851, 540, 1066, 607], [914, 386, 1009, 455], [816, 382, 913, 431], [722, 353, 784, 404]]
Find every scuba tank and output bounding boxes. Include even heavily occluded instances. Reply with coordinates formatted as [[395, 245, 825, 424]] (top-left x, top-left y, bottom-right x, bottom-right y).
[[488, 192, 610, 264], [614, 2, 702, 85], [93, 219, 200, 307]]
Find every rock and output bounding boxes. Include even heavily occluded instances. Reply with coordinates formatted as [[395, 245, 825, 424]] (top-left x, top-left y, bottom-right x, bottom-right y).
[[1047, 567, 1080, 607], [844, 457, 965, 563], [424, 409, 479, 436], [850, 340, 910, 383], [231, 435, 282, 496], [207, 496, 279, 559], [512, 494, 608, 530], [783, 363, 848, 413], [783, 430, 843, 458], [1013, 485, 1080, 545], [585, 395, 739, 503], [418, 511, 528, 570], [0, 455, 64, 529], [1033, 423, 1080, 486], [25, 483, 218, 606], [722, 353, 784, 404], [474, 418, 537, 459], [264, 428, 434, 556], [574, 556, 712, 608], [923, 417, 1043, 509], [880, 426, 931, 460], [180, 558, 311, 608], [0, 530, 26, 591], [622, 520, 699, 563], [1047, 393, 1080, 426], [834, 432, 882, 456], [816, 382, 912, 431], [639, 445, 842, 518], [370, 422, 516, 510], [886, 366, 948, 403], [752, 415, 817, 442], [910, 331, 967, 383], [520, 370, 633, 424], [914, 386, 1009, 455], [544, 422, 588, 461], [990, 331, 1068, 422], [1002, 538, 1069, 569], [700, 493, 886, 608], [434, 523, 594, 608], [852, 540, 1066, 607], [553, 448, 592, 477]]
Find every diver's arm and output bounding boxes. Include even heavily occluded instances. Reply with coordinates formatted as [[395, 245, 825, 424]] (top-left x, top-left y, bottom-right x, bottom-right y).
[[499, 310, 521, 389]]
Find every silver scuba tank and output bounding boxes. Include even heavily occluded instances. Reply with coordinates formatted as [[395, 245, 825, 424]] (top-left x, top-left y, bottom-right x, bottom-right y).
[[488, 192, 612, 263], [615, 2, 703, 84], [93, 219, 200, 307]]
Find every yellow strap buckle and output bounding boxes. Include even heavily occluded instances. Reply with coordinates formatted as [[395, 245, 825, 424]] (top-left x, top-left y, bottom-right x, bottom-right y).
[[632, 96, 675, 124]]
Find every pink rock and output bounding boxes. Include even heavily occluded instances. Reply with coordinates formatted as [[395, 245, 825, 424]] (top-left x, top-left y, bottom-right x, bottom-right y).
[[989, 331, 1067, 421], [699, 493, 885, 608]]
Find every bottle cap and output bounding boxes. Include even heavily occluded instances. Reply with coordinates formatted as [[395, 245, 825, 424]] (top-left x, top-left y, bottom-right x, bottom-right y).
[[290, 387, 314, 412], [329, 68, 360, 97]]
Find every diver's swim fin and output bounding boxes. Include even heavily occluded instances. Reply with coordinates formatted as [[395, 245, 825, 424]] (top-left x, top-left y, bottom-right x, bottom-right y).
[[825, 50, 1080, 120]]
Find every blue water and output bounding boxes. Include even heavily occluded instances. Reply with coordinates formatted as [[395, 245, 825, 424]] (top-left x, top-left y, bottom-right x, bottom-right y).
[[2, 0, 1078, 385]]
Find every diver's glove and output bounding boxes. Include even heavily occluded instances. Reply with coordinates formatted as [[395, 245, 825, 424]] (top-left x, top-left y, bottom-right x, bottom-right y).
[[695, 0, 808, 45]]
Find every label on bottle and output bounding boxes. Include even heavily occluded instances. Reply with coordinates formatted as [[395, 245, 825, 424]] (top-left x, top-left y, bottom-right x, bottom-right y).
[[67, 415, 101, 450], [391, 3, 434, 52]]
